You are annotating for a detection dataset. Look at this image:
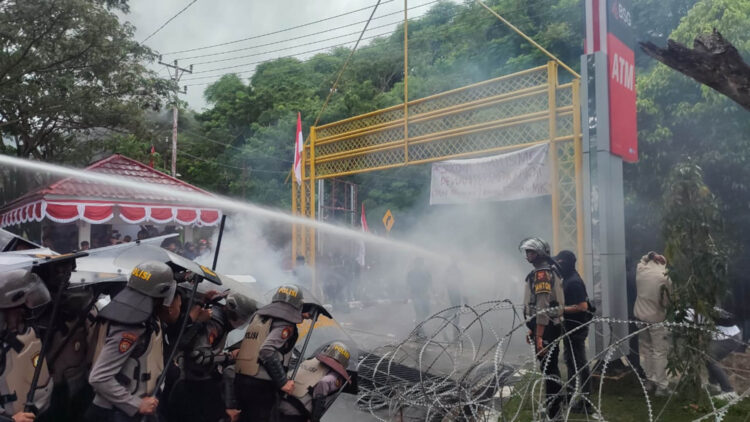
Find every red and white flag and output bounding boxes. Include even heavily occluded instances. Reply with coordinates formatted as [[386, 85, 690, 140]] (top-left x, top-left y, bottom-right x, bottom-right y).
[[357, 202, 368, 266], [149, 145, 155, 168], [293, 112, 304, 185]]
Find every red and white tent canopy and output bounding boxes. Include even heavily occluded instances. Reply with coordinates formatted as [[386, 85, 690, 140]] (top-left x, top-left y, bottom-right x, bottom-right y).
[[1, 154, 222, 228]]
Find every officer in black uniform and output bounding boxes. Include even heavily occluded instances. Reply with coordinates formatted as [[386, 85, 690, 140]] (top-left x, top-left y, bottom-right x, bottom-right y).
[[277, 341, 351, 422], [0, 269, 54, 422], [519, 237, 565, 419], [554, 250, 593, 413], [33, 255, 98, 422], [234, 284, 306, 422], [84, 261, 180, 422], [168, 291, 257, 422]]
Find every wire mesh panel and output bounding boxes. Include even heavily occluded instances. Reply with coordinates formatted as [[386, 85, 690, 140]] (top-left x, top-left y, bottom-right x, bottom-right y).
[[294, 62, 583, 274]]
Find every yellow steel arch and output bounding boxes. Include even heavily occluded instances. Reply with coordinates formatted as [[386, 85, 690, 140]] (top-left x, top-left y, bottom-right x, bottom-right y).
[[292, 61, 584, 277]]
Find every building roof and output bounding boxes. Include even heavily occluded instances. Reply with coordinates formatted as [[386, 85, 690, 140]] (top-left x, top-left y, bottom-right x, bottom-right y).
[[1, 154, 222, 227]]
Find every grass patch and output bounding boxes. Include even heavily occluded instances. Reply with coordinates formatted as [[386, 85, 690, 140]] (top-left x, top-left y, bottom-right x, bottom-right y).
[[499, 371, 750, 421]]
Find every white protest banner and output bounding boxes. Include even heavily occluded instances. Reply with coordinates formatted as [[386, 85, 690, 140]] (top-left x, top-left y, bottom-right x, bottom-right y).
[[429, 143, 550, 204]]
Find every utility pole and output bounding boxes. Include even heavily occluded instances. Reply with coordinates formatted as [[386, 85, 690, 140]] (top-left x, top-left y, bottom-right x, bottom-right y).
[[158, 56, 192, 177]]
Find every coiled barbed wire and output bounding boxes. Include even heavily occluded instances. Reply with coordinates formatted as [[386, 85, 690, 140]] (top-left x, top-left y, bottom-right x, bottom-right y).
[[355, 301, 750, 421]]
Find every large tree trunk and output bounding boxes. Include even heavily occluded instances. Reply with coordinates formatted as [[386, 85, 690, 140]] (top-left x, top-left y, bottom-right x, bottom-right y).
[[640, 29, 750, 111]]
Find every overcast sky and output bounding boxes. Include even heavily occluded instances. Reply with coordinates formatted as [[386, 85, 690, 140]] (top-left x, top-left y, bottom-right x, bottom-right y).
[[121, 0, 436, 111]]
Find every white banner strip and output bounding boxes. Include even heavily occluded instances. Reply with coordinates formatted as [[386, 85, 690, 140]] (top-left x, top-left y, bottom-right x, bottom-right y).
[[429, 143, 550, 205]]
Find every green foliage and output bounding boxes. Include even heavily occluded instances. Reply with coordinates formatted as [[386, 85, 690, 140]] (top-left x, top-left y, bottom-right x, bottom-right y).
[[662, 161, 728, 395], [0, 0, 171, 202], [183, 0, 583, 211]]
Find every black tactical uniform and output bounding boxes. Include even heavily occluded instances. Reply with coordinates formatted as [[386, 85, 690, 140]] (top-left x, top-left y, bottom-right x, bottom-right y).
[[168, 292, 256, 422]]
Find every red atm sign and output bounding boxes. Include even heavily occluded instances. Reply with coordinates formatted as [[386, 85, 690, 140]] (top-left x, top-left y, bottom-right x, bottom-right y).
[[608, 33, 637, 162], [585, 0, 638, 162]]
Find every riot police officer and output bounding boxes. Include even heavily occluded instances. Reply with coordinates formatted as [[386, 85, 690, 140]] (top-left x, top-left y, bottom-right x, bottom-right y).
[[84, 261, 180, 421], [33, 255, 98, 422], [519, 237, 565, 419], [278, 341, 351, 422], [0, 269, 54, 422], [168, 291, 257, 422], [234, 284, 306, 422]]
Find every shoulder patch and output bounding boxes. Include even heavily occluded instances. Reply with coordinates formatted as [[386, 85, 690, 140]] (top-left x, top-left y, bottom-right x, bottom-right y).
[[32, 352, 40, 368], [281, 327, 292, 340], [335, 377, 342, 388], [119, 332, 137, 353], [534, 270, 552, 294]]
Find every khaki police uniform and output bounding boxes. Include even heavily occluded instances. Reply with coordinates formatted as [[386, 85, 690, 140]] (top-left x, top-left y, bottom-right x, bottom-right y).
[[235, 303, 300, 422], [0, 326, 53, 417], [86, 320, 163, 420], [277, 358, 346, 422], [523, 263, 564, 418]]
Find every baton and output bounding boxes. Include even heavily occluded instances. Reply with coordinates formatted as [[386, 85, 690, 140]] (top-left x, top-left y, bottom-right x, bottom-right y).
[[289, 309, 320, 380], [141, 276, 200, 422], [24, 277, 69, 413]]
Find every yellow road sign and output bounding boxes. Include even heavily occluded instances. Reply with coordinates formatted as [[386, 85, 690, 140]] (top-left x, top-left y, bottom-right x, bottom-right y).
[[382, 209, 395, 232]]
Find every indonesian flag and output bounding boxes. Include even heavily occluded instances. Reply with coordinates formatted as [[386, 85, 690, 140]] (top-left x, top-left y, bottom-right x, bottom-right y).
[[357, 202, 368, 266], [293, 112, 304, 185], [149, 145, 155, 168]]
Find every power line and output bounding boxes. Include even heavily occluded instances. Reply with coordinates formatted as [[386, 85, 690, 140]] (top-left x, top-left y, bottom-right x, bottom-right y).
[[173, 0, 440, 62], [189, 28, 396, 73], [182, 5, 563, 86], [182, 31, 391, 82], [161, 0, 396, 56], [187, 19, 402, 66], [177, 150, 288, 174], [180, 128, 293, 164], [142, 0, 201, 44]]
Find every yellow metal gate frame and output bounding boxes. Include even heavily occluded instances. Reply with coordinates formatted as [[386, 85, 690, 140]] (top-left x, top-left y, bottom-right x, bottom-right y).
[[292, 61, 584, 274]]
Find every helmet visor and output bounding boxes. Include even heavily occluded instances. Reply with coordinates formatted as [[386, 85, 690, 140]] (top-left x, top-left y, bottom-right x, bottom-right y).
[[161, 281, 177, 307], [25, 280, 52, 309]]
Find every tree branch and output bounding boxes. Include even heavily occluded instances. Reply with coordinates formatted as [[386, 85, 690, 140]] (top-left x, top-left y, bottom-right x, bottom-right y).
[[640, 29, 750, 111]]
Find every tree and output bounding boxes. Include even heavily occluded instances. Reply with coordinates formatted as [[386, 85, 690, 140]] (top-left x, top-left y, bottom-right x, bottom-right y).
[[0, 0, 171, 201], [662, 161, 728, 395], [626, 0, 750, 323], [640, 30, 750, 110]]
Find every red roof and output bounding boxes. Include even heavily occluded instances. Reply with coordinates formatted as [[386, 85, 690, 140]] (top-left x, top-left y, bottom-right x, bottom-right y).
[[2, 154, 215, 209], [0, 155, 222, 228]]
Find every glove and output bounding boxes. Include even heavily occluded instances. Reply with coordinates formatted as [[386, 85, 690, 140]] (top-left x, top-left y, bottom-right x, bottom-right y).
[[311, 396, 327, 422]]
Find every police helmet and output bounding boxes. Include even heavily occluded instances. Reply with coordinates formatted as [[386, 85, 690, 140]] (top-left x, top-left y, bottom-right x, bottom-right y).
[[320, 341, 351, 369], [518, 237, 551, 258], [127, 261, 177, 305], [271, 284, 303, 311], [225, 292, 257, 329], [0, 269, 52, 310]]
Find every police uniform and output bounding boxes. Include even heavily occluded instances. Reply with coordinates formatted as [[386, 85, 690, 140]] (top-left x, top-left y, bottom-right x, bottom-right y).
[[277, 342, 351, 422], [84, 261, 176, 422], [169, 293, 257, 422], [0, 270, 54, 420], [235, 285, 303, 422], [520, 238, 565, 419], [38, 289, 98, 422]]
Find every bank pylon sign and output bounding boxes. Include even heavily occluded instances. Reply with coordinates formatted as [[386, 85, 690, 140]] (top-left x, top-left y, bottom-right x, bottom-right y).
[[584, 0, 637, 163]]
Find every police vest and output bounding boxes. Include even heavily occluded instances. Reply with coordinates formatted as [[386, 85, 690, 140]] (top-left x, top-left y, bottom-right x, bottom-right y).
[[236, 314, 272, 377], [92, 322, 164, 396], [526, 268, 564, 317], [0, 328, 53, 415], [289, 358, 328, 413]]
